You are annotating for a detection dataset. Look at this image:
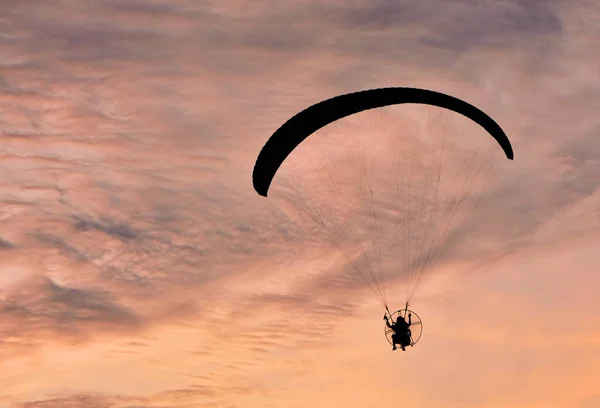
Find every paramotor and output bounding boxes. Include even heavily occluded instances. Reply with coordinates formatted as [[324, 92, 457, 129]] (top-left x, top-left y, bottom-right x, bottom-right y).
[[385, 308, 422, 347], [252, 87, 513, 349]]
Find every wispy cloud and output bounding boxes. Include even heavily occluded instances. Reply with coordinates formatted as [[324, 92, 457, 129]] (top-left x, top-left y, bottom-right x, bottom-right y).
[[0, 0, 599, 406]]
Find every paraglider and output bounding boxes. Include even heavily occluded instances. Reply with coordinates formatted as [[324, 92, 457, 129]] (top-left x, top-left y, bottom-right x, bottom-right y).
[[252, 87, 513, 350], [385, 313, 411, 351], [383, 303, 421, 351]]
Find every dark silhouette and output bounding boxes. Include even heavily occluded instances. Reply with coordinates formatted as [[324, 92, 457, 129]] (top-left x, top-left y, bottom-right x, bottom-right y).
[[252, 87, 514, 197], [384, 313, 412, 351]]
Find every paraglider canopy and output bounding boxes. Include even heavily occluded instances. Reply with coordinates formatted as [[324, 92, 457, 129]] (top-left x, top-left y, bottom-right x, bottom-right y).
[[253, 87, 513, 197], [251, 86, 513, 342]]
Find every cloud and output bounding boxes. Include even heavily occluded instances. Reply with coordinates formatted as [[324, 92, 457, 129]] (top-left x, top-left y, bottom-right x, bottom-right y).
[[71, 215, 138, 241], [334, 0, 562, 47], [0, 276, 141, 347], [0, 238, 14, 249], [0, 0, 599, 406]]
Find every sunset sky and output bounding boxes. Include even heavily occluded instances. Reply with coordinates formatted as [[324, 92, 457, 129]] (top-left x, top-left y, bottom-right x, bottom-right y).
[[1, 1, 599, 407]]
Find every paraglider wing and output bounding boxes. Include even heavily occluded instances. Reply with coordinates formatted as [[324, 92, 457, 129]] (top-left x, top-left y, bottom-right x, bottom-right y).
[[252, 87, 513, 197]]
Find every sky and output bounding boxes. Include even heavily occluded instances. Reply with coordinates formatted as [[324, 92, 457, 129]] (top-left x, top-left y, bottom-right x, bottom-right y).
[[0, 0, 599, 407]]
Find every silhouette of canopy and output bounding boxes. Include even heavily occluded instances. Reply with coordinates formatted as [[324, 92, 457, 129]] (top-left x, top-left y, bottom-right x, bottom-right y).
[[253, 87, 513, 197]]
